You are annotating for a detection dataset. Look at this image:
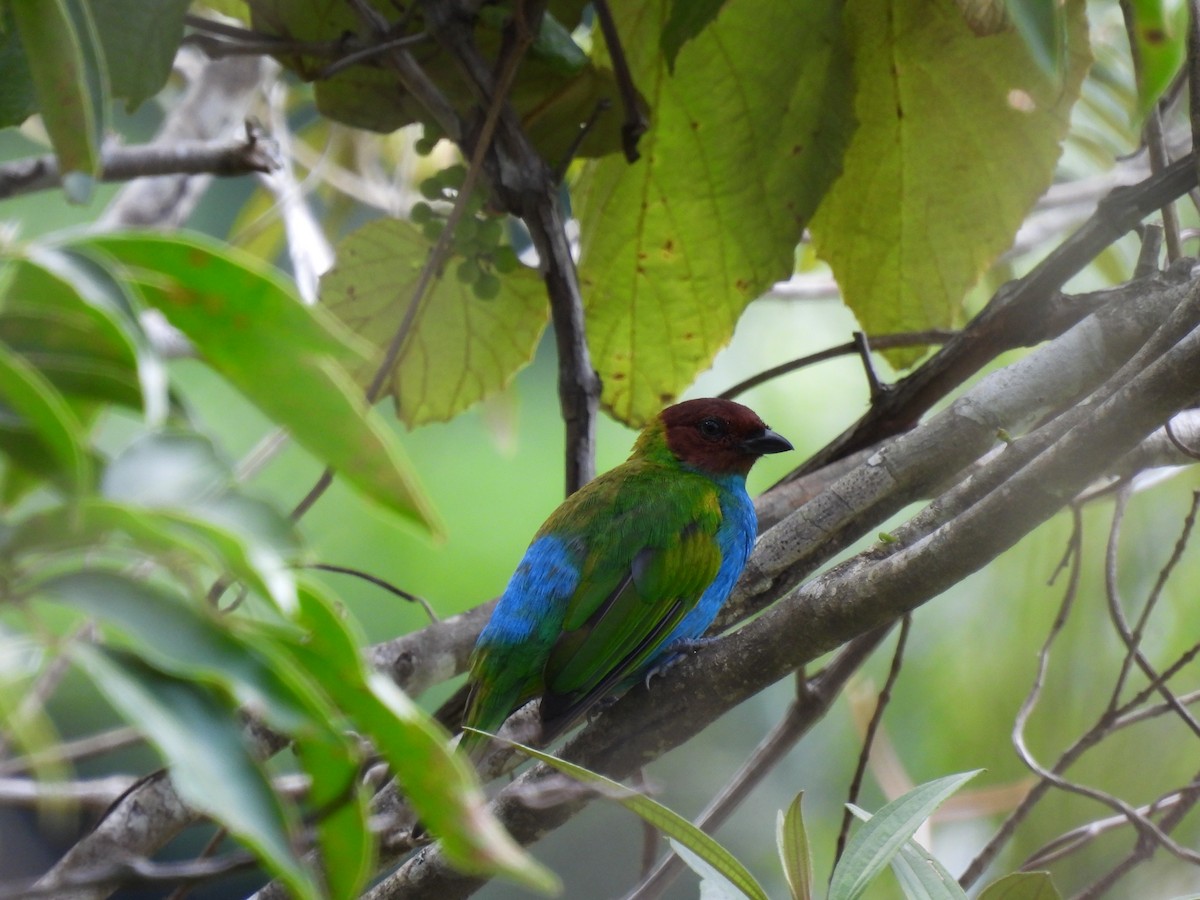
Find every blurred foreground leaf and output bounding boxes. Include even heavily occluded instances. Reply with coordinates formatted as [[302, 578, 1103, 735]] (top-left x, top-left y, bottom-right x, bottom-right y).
[[493, 732, 765, 900], [77, 232, 442, 536]]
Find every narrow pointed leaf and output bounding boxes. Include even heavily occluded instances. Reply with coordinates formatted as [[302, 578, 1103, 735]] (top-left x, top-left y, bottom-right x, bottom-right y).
[[879, 825, 967, 900], [36, 571, 314, 734], [829, 770, 981, 900], [777, 792, 813, 900], [491, 732, 768, 900], [575, 0, 854, 425]]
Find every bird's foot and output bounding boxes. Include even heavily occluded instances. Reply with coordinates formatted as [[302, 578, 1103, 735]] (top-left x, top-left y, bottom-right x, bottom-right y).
[[642, 636, 720, 688]]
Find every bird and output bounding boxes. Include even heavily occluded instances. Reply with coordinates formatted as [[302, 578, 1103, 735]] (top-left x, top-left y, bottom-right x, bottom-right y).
[[458, 397, 793, 759]]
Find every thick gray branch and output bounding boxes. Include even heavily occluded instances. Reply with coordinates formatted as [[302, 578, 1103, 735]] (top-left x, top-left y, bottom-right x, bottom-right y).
[[377, 275, 1200, 898]]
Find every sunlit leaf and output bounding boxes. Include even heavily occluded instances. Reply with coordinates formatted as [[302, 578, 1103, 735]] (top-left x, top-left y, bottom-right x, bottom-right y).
[[809, 0, 1089, 369], [574, 0, 854, 425], [73, 646, 320, 900], [288, 584, 559, 894], [777, 793, 813, 900], [322, 219, 548, 427], [829, 770, 981, 900], [77, 232, 442, 535], [660, 0, 728, 70], [492, 732, 767, 900]]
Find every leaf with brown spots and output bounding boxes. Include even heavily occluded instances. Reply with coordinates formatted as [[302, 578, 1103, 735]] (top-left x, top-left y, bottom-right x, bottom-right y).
[[574, 0, 855, 426], [809, 0, 1090, 368]]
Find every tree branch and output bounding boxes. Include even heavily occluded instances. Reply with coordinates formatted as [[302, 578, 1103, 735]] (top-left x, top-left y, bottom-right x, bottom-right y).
[[0, 129, 279, 202], [786, 152, 1200, 480], [363, 272, 1200, 898]]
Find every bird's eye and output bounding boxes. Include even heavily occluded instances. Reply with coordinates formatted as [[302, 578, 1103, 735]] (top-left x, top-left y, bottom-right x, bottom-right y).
[[698, 417, 725, 439]]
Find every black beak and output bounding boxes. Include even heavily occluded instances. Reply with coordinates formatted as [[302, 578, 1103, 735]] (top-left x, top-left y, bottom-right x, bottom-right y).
[[741, 427, 793, 456]]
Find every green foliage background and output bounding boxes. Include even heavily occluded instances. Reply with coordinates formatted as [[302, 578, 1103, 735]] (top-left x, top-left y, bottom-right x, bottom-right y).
[[3, 0, 1200, 898]]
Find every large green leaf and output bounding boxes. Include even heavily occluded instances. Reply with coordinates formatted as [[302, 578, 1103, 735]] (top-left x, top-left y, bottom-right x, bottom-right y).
[[492, 732, 766, 900], [322, 219, 548, 427], [288, 584, 558, 894], [8, 0, 109, 201], [809, 0, 1090, 368], [573, 0, 855, 425], [829, 771, 980, 900], [72, 646, 320, 900], [76, 232, 441, 535]]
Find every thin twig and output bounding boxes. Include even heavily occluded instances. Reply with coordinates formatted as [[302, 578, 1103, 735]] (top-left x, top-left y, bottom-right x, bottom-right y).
[[720, 330, 957, 401], [960, 507, 1085, 888], [832, 615, 911, 872], [591, 0, 647, 162], [0, 726, 142, 776], [1103, 485, 1200, 739], [304, 563, 439, 622]]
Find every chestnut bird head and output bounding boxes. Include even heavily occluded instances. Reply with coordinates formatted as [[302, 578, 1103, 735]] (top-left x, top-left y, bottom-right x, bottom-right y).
[[654, 398, 793, 477]]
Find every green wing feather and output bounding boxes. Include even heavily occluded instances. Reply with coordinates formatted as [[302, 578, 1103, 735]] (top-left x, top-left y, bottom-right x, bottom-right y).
[[539, 465, 724, 728]]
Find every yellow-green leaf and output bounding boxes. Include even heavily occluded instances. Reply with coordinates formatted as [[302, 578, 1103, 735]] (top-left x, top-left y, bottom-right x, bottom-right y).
[[809, 0, 1090, 369], [322, 219, 548, 427], [573, 0, 855, 425]]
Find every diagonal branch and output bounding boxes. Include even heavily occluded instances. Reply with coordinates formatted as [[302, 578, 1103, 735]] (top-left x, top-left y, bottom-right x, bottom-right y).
[[366, 266, 1200, 899]]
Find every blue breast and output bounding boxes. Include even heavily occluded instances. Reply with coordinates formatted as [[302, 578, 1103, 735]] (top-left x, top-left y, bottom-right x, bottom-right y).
[[658, 473, 756, 650]]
